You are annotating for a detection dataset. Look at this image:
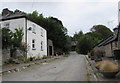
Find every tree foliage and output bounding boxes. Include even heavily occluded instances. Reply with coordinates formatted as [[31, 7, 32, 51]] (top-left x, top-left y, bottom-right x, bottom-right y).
[[73, 30, 83, 41], [2, 28, 13, 49], [26, 11, 70, 53], [2, 28, 26, 57], [76, 35, 94, 54], [75, 25, 113, 54], [12, 28, 24, 48], [90, 25, 113, 40]]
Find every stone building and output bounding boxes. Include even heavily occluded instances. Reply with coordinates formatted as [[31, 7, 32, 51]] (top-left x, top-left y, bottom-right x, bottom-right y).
[[47, 39, 54, 56], [93, 28, 119, 58], [0, 8, 47, 60]]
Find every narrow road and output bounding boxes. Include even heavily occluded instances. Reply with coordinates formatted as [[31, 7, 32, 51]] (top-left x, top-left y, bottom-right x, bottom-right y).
[[3, 52, 88, 81]]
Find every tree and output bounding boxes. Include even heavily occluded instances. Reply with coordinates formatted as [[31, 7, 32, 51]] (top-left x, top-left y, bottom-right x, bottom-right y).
[[73, 30, 83, 41], [76, 35, 94, 54], [12, 28, 24, 48], [74, 24, 113, 55], [26, 11, 70, 54], [10, 28, 24, 57], [2, 28, 13, 49], [90, 25, 113, 40]]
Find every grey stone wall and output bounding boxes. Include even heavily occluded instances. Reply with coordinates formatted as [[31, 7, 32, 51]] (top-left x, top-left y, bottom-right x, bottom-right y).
[[0, 49, 2, 66], [2, 49, 10, 64], [47, 39, 54, 56]]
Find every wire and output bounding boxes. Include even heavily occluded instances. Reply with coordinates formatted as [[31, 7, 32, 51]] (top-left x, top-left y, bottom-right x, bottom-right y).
[[31, 0, 35, 12]]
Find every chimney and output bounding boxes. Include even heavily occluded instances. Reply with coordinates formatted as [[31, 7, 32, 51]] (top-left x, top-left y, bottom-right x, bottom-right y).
[[2, 8, 13, 16], [113, 27, 119, 36]]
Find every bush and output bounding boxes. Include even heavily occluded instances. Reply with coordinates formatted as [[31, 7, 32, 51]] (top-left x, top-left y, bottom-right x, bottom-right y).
[[96, 60, 119, 72], [76, 35, 94, 54], [24, 56, 36, 63], [4, 58, 15, 64], [42, 55, 48, 59], [95, 61, 103, 69]]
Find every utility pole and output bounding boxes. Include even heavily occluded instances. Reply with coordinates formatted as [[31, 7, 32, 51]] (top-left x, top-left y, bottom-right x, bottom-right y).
[[118, 1, 120, 66]]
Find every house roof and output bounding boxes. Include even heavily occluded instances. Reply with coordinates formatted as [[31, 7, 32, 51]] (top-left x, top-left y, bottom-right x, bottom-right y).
[[97, 35, 113, 47], [71, 41, 78, 46], [95, 28, 119, 47], [0, 12, 26, 21], [0, 8, 26, 21]]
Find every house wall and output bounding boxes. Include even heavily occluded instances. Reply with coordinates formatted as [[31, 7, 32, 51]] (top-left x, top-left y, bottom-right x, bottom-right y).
[[112, 41, 118, 50], [0, 18, 47, 59], [0, 18, 26, 62], [93, 46, 105, 57], [27, 20, 47, 58], [0, 18, 26, 42], [104, 44, 113, 57], [47, 39, 54, 56]]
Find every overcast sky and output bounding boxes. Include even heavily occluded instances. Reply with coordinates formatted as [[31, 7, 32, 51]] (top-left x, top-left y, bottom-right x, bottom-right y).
[[0, 0, 119, 36]]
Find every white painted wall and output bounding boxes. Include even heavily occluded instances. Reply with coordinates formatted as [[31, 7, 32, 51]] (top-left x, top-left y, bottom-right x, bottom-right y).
[[0, 18, 26, 42], [26, 20, 47, 58], [1, 17, 47, 58]]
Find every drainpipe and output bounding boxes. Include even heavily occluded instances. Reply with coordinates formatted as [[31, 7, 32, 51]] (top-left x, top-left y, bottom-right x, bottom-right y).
[[25, 17, 27, 59]]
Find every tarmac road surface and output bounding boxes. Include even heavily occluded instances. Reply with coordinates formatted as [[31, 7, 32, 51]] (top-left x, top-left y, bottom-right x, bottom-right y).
[[2, 52, 88, 81]]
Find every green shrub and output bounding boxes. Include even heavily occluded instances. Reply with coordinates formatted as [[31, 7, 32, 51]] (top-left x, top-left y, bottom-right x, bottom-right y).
[[4, 58, 15, 64], [23, 56, 36, 63], [42, 55, 48, 59]]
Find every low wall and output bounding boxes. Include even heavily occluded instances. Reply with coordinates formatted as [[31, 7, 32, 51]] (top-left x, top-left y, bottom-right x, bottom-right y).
[[2, 49, 10, 64]]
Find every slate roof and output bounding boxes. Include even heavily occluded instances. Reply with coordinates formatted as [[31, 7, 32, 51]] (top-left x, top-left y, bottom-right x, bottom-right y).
[[95, 28, 119, 47], [0, 12, 26, 21]]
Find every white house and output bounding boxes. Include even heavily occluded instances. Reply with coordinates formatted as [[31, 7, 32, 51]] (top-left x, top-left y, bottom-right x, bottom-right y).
[[0, 10, 47, 59]]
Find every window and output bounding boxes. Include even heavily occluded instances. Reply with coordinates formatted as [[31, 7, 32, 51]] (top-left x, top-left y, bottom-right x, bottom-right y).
[[41, 41, 43, 51], [41, 29, 43, 37], [32, 39, 36, 50], [32, 24, 36, 33], [4, 22, 10, 28]]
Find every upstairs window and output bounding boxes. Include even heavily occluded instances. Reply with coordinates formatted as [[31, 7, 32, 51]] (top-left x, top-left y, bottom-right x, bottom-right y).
[[32, 24, 36, 34], [32, 39, 36, 50], [4, 22, 10, 28], [41, 41, 43, 51]]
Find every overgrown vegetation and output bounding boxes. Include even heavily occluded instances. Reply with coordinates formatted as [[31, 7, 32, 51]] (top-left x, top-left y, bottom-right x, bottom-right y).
[[73, 25, 113, 54], [1, 28, 27, 59], [25, 11, 71, 54]]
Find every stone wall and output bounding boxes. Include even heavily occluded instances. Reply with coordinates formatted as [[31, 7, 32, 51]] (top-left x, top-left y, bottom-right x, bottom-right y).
[[47, 39, 54, 56], [2, 49, 10, 64], [104, 44, 112, 57], [0, 49, 2, 66]]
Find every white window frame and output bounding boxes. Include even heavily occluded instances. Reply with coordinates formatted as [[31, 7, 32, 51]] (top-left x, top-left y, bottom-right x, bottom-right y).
[[32, 39, 36, 50], [4, 22, 10, 28], [41, 41, 43, 51]]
